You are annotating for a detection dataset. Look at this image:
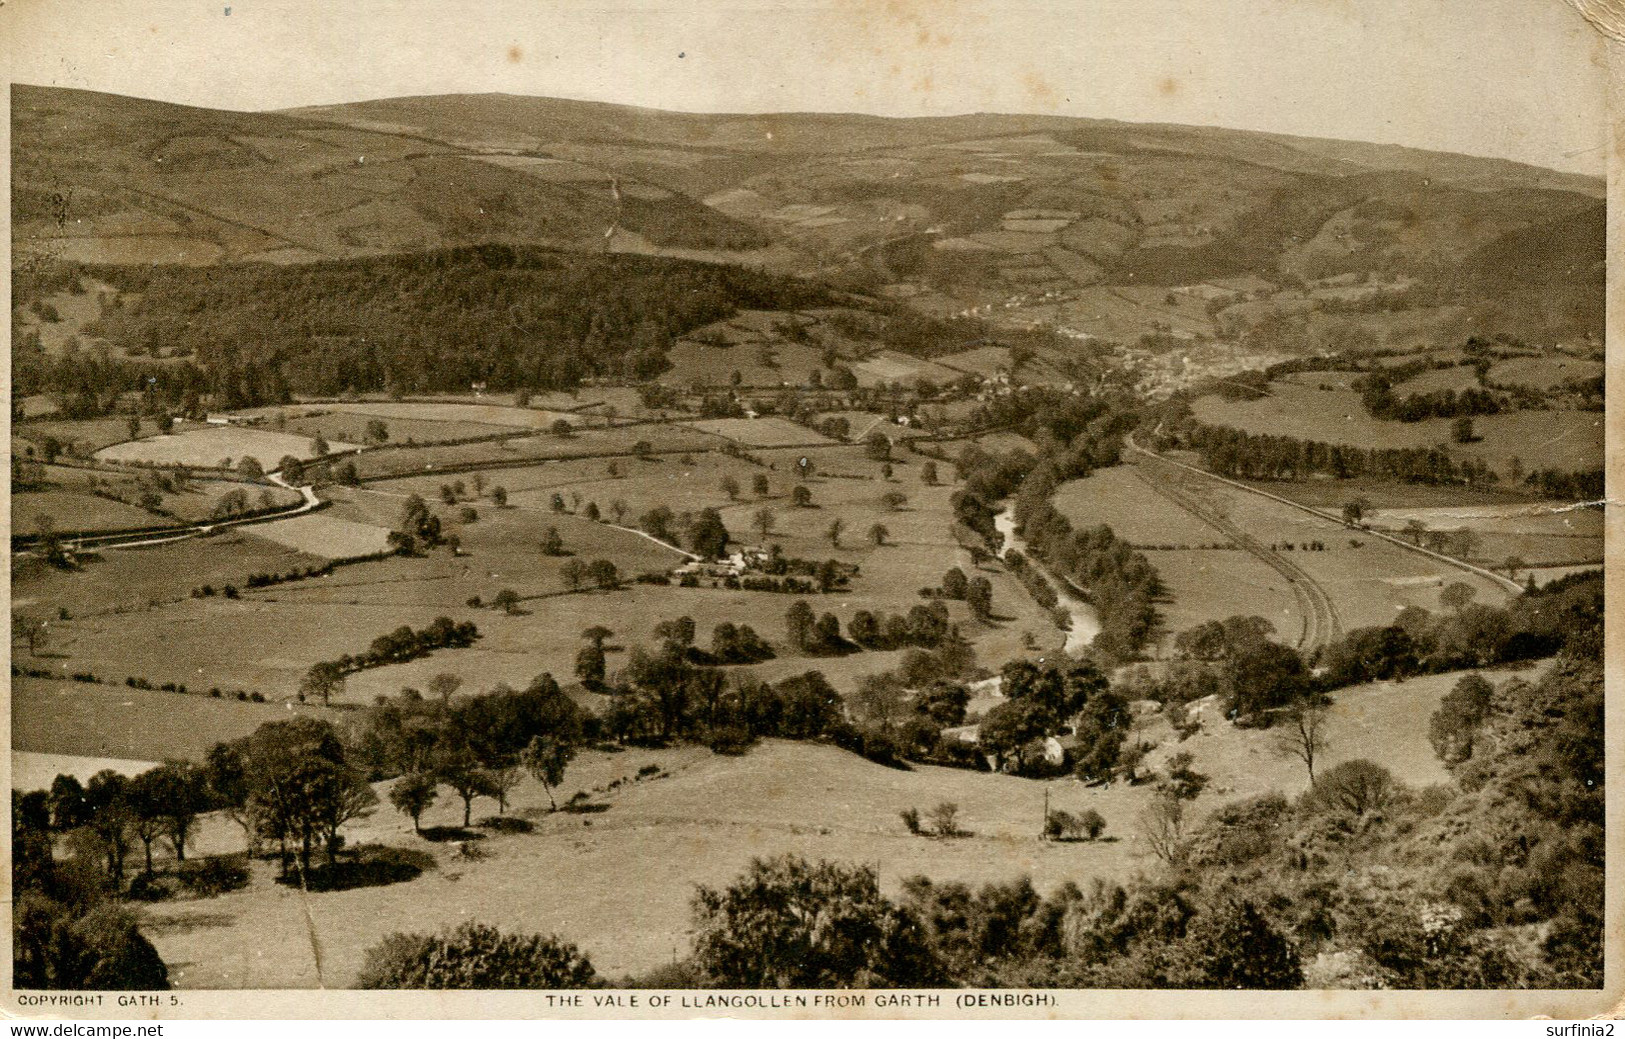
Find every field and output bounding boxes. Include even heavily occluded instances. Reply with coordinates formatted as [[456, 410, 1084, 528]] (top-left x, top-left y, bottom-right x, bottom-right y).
[[1486, 355, 1604, 390], [678, 416, 830, 448], [13, 467, 304, 535], [109, 654, 1533, 989], [1191, 383, 1603, 474], [279, 400, 585, 430], [1052, 466, 1303, 650], [96, 426, 362, 470], [346, 423, 723, 481], [249, 513, 393, 558], [12, 677, 341, 763], [231, 406, 511, 445]]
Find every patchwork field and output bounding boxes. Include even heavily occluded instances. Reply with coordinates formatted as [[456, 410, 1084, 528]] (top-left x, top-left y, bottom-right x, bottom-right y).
[[678, 416, 830, 448]]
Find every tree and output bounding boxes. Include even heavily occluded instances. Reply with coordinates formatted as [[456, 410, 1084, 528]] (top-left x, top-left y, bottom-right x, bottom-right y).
[[1174, 900, 1303, 989], [582, 625, 613, 648], [720, 475, 741, 500], [1341, 497, 1371, 526], [144, 761, 210, 861], [1139, 790, 1188, 865], [491, 486, 508, 507], [83, 771, 133, 886], [687, 508, 730, 559], [491, 589, 522, 614], [965, 576, 993, 620], [485, 761, 523, 815], [427, 673, 462, 706], [1429, 673, 1493, 765], [13, 614, 48, 656], [311, 435, 330, 457], [1440, 581, 1477, 613], [300, 661, 345, 707], [867, 523, 889, 546], [690, 855, 943, 988], [366, 419, 390, 444], [752, 473, 770, 497], [1220, 639, 1309, 720], [826, 517, 844, 548], [1403, 518, 1427, 545], [1502, 555, 1527, 581], [921, 461, 938, 486], [864, 432, 892, 462], [1307, 759, 1396, 818], [785, 600, 816, 651], [388, 773, 438, 834], [124, 771, 168, 874], [521, 736, 576, 811], [584, 501, 600, 521], [586, 559, 619, 590], [1452, 416, 1477, 444], [791, 485, 813, 508], [1275, 697, 1330, 784], [754, 507, 776, 539], [357, 922, 596, 989], [237, 456, 264, 478], [941, 567, 968, 599], [978, 697, 1048, 773], [575, 642, 607, 687], [433, 745, 494, 828], [926, 802, 960, 838], [610, 499, 628, 525], [550, 418, 574, 437], [559, 558, 587, 591]]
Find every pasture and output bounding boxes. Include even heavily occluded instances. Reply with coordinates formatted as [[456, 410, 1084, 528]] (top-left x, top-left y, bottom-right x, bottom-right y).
[[1486, 355, 1604, 390], [1191, 383, 1603, 474], [679, 416, 830, 448], [250, 513, 393, 558], [133, 657, 1535, 988], [96, 426, 362, 470]]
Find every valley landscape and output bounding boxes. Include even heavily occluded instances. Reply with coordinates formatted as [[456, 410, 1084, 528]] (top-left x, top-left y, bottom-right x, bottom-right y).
[[10, 78, 1605, 997]]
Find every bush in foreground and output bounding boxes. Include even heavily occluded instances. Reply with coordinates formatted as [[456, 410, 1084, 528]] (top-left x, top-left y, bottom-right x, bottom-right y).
[[356, 921, 597, 989]]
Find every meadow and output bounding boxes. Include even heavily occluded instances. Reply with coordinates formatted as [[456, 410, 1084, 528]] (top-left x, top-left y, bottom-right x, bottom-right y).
[[1191, 383, 1603, 474], [96, 426, 362, 469], [118, 656, 1528, 988]]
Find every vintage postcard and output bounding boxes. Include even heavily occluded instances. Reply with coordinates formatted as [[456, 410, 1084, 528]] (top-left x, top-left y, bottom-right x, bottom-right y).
[[1, 0, 1617, 1020]]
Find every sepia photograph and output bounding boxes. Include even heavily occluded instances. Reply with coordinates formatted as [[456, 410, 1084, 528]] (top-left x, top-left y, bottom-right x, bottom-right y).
[[2, 0, 1615, 1019]]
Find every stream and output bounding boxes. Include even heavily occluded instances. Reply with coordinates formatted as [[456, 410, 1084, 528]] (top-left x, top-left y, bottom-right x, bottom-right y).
[[994, 506, 1101, 654]]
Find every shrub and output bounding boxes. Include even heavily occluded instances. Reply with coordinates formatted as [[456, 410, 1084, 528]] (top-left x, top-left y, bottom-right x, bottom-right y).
[[177, 855, 250, 897], [707, 725, 756, 756], [900, 807, 922, 835], [356, 921, 597, 989], [1078, 808, 1107, 840], [927, 801, 961, 838]]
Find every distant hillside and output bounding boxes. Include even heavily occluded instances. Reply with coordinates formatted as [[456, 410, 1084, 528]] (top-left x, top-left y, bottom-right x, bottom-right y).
[[12, 85, 1604, 344]]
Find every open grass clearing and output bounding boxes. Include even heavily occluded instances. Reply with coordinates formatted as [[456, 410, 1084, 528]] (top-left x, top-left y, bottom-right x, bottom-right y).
[[1486, 355, 1604, 390], [678, 416, 829, 448], [347, 424, 722, 481], [1053, 467, 1227, 546], [96, 426, 362, 470], [12, 530, 326, 619], [250, 513, 393, 558], [12, 676, 342, 763], [1192, 383, 1602, 474]]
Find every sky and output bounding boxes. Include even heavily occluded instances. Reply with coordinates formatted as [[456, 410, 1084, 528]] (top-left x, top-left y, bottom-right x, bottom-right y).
[[3, 0, 1610, 174]]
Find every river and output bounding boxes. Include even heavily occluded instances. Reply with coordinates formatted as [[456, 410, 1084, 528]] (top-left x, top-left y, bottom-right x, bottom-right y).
[[993, 506, 1101, 654]]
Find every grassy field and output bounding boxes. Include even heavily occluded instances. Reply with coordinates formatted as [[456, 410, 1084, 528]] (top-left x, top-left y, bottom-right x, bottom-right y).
[[1191, 384, 1603, 473], [15, 416, 143, 456], [347, 424, 723, 480], [679, 417, 829, 448], [288, 400, 584, 430], [232, 407, 510, 445], [13, 490, 159, 534], [1486, 355, 1604, 390], [133, 657, 1543, 988], [12, 677, 341, 762], [250, 513, 394, 558], [15, 469, 303, 536], [96, 427, 362, 469], [12, 530, 326, 619]]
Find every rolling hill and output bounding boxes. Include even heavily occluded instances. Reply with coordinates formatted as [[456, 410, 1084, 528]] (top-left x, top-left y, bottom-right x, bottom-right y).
[[13, 84, 1604, 344]]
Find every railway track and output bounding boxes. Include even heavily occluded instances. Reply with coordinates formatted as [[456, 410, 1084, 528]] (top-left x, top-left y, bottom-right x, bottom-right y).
[[1125, 445, 1344, 653]]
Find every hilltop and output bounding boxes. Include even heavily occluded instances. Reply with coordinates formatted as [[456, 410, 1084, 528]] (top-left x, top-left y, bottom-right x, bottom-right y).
[[14, 86, 1602, 334]]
